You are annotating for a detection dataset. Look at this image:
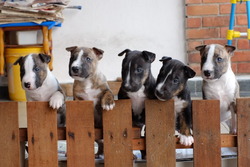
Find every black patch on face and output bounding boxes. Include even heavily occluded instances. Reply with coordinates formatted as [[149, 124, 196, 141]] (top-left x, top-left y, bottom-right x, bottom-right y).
[[155, 59, 195, 100], [121, 51, 153, 92]]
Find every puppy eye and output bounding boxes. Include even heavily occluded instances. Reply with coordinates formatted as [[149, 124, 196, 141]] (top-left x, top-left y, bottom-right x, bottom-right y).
[[217, 57, 223, 62], [136, 67, 143, 73], [86, 57, 91, 61], [34, 67, 40, 72], [173, 78, 179, 84]]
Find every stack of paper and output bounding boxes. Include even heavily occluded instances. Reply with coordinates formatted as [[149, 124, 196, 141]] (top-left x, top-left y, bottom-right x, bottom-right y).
[[0, 0, 71, 24]]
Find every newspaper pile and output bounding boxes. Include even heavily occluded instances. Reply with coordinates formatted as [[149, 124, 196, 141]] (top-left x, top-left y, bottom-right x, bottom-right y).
[[0, 0, 71, 24]]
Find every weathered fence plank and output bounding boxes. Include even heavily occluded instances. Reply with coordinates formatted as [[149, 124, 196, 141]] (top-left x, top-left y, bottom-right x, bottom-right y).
[[193, 100, 221, 167], [103, 99, 133, 167], [146, 100, 176, 167], [27, 102, 58, 167], [66, 101, 95, 167], [237, 98, 250, 167], [0, 102, 20, 167]]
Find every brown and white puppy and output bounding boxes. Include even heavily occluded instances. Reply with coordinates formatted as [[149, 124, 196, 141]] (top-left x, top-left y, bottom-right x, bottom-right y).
[[66, 46, 115, 128], [155, 56, 196, 146], [195, 44, 239, 134], [14, 53, 66, 127]]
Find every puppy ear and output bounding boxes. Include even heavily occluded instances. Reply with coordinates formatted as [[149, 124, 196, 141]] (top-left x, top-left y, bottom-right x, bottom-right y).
[[225, 45, 236, 54], [39, 53, 51, 64], [13, 56, 23, 65], [184, 66, 196, 79], [118, 49, 131, 57], [142, 51, 156, 63], [195, 45, 206, 53], [92, 47, 104, 60], [66, 46, 77, 52], [159, 56, 172, 64]]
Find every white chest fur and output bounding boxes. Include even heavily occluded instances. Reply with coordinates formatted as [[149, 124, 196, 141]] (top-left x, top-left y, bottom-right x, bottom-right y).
[[75, 80, 101, 106], [203, 69, 237, 121], [127, 86, 147, 116]]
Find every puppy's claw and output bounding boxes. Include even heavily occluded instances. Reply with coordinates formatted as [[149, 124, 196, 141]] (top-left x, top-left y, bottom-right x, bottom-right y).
[[49, 92, 64, 110], [179, 134, 194, 146]]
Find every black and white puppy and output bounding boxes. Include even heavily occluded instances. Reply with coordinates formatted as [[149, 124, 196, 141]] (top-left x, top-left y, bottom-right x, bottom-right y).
[[66, 46, 115, 129], [195, 44, 239, 134], [118, 49, 156, 127], [14, 53, 66, 127], [155, 56, 196, 146]]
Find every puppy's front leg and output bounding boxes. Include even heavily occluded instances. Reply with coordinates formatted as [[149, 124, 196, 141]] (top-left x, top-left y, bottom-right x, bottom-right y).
[[229, 102, 237, 134], [50, 91, 65, 109], [101, 90, 115, 111], [178, 114, 194, 146]]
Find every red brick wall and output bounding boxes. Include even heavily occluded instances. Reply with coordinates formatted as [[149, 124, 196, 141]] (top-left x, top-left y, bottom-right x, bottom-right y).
[[185, 0, 250, 75]]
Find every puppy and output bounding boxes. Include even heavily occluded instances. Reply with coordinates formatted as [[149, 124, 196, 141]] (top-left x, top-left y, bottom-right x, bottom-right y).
[[118, 49, 156, 128], [195, 44, 239, 134], [66, 46, 115, 128], [14, 53, 66, 127], [154, 56, 196, 146]]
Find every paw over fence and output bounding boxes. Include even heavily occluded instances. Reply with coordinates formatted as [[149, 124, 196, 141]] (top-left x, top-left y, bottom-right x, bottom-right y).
[[0, 98, 250, 167]]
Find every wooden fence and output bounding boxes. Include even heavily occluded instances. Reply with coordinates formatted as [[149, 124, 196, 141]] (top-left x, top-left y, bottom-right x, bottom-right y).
[[0, 98, 250, 167]]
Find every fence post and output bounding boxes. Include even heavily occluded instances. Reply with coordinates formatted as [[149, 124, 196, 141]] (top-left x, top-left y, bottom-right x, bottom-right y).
[[145, 100, 176, 167], [237, 98, 250, 167], [0, 102, 20, 167], [66, 101, 95, 167], [27, 102, 58, 167], [103, 99, 133, 167], [192, 100, 221, 167]]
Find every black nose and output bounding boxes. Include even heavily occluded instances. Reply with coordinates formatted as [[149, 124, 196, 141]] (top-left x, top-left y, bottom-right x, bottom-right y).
[[204, 70, 212, 77], [24, 82, 31, 88], [71, 66, 79, 73]]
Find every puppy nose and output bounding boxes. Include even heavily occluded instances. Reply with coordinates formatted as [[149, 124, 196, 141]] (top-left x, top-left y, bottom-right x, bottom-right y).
[[72, 66, 79, 73], [204, 70, 212, 77], [24, 82, 31, 88]]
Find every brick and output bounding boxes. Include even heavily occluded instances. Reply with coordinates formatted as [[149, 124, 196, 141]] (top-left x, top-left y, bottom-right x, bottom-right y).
[[186, 0, 202, 4], [236, 3, 247, 14], [220, 26, 229, 38], [203, 0, 229, 3], [188, 52, 201, 63], [232, 51, 250, 62], [237, 62, 250, 73], [186, 28, 219, 39], [203, 16, 230, 27], [236, 15, 248, 26], [237, 39, 250, 50], [189, 63, 201, 76], [220, 3, 246, 14], [219, 4, 231, 14], [204, 39, 227, 45], [187, 40, 203, 51], [186, 18, 202, 28], [186, 5, 219, 16]]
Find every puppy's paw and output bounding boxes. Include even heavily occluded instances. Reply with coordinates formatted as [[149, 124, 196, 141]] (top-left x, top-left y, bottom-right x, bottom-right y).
[[49, 91, 64, 109], [230, 128, 237, 135], [101, 91, 115, 111], [179, 134, 194, 146]]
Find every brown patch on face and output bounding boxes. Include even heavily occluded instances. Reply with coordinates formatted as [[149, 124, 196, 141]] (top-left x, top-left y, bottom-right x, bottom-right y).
[[213, 45, 230, 75], [32, 54, 48, 88], [173, 84, 184, 97]]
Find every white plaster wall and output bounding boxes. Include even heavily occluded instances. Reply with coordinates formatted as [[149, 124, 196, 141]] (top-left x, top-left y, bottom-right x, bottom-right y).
[[52, 0, 186, 83]]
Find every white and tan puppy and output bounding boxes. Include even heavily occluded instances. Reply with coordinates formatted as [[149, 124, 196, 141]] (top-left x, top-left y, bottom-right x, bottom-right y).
[[195, 44, 239, 134], [66, 46, 115, 128], [14, 53, 66, 127]]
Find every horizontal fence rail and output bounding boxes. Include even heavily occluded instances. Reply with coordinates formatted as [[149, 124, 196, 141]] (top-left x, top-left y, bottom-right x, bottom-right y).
[[0, 98, 250, 167]]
